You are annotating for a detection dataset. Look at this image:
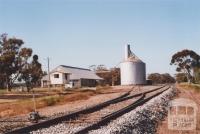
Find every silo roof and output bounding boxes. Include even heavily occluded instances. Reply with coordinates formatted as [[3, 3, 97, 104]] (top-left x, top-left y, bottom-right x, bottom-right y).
[[124, 46, 145, 63], [125, 56, 144, 63]]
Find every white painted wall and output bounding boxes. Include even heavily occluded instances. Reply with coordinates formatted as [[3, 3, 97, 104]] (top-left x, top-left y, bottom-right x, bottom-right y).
[[50, 72, 64, 85], [50, 72, 70, 85]]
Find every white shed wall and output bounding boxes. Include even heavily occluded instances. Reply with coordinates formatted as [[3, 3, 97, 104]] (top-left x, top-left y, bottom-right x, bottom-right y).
[[50, 72, 64, 85]]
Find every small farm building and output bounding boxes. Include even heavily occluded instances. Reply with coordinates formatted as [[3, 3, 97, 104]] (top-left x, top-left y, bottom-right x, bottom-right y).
[[41, 65, 102, 88]]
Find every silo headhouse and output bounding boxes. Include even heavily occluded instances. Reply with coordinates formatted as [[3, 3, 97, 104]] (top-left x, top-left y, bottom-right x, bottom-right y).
[[120, 44, 146, 85]]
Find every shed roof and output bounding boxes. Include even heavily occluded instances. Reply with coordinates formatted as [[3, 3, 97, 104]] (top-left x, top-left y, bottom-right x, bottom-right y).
[[43, 65, 102, 80]]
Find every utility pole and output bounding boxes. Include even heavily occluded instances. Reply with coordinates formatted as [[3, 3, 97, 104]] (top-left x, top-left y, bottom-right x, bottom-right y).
[[47, 57, 51, 91]]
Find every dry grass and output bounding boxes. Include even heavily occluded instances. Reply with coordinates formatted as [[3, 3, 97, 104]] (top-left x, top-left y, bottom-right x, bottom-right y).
[[0, 90, 6, 95], [177, 83, 200, 93], [0, 87, 112, 118], [32, 87, 65, 93]]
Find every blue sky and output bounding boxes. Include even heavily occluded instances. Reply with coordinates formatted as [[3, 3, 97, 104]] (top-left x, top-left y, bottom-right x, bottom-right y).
[[0, 0, 200, 75]]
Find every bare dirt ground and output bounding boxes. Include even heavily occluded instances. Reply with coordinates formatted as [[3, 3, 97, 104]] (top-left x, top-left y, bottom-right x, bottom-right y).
[[157, 86, 200, 134]]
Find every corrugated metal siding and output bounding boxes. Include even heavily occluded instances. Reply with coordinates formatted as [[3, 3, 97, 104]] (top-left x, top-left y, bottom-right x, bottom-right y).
[[120, 61, 146, 85]]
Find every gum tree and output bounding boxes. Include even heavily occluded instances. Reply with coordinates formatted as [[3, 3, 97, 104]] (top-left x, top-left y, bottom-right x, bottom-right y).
[[170, 49, 200, 83], [0, 34, 33, 91]]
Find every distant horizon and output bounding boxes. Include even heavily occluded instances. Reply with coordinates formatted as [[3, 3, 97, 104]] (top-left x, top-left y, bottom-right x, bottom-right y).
[[1, 0, 200, 76]]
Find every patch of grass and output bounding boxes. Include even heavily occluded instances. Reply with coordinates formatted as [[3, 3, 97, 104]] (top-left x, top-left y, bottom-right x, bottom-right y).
[[178, 83, 200, 93], [0, 92, 94, 117], [0, 96, 63, 117], [62, 92, 94, 102], [95, 85, 112, 93], [33, 87, 64, 93], [41, 96, 63, 106], [0, 89, 6, 94]]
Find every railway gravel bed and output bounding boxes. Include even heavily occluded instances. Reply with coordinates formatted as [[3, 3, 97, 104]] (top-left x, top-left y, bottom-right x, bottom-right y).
[[30, 97, 142, 134], [30, 86, 168, 134], [89, 87, 177, 134]]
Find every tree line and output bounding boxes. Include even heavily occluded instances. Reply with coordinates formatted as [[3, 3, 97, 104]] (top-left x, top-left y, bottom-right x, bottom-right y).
[[147, 73, 175, 84], [0, 34, 43, 91]]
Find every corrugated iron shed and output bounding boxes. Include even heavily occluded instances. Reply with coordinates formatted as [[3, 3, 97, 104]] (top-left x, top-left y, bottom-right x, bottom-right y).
[[43, 65, 102, 80]]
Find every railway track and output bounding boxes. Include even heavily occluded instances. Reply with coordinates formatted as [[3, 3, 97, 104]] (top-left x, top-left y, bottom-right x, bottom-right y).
[[6, 85, 167, 134], [75, 86, 170, 134]]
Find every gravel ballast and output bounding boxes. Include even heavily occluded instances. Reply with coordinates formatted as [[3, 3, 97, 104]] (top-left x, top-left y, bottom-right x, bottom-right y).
[[89, 88, 177, 134], [30, 87, 176, 134]]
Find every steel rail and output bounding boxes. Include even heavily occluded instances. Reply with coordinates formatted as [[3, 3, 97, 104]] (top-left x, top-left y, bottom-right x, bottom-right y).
[[6, 85, 166, 134], [75, 86, 170, 134]]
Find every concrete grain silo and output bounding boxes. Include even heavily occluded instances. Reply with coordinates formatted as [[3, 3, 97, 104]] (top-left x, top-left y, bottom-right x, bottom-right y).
[[120, 45, 146, 85]]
